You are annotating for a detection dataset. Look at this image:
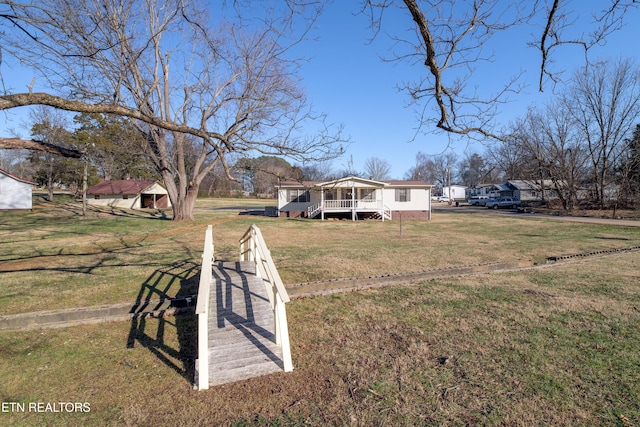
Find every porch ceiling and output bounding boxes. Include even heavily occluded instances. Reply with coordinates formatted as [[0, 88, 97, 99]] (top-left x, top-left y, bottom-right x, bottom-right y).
[[315, 176, 386, 189]]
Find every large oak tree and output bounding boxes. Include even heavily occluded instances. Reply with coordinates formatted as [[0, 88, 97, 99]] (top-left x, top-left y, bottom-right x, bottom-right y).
[[0, 0, 344, 220]]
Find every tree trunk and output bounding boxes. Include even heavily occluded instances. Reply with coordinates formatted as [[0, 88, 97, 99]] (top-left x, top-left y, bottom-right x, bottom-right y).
[[170, 186, 199, 221], [47, 174, 54, 202]]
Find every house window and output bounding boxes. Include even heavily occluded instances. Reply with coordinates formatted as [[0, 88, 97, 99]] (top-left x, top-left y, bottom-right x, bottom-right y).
[[94, 195, 100, 199], [123, 195, 129, 199], [360, 188, 375, 200], [324, 189, 337, 200], [395, 188, 411, 202], [287, 189, 309, 203]]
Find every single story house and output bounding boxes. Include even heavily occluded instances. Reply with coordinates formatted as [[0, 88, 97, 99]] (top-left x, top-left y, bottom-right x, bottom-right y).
[[506, 180, 569, 201], [87, 180, 171, 209], [0, 168, 37, 210], [276, 176, 433, 220]]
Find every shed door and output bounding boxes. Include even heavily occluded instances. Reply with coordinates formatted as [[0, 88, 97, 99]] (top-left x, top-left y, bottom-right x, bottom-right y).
[[142, 194, 155, 208], [155, 194, 168, 208]]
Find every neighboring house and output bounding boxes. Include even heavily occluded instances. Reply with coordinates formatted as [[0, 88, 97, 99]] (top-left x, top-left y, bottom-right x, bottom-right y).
[[0, 168, 36, 210], [87, 180, 171, 209], [492, 183, 514, 198], [506, 180, 544, 201], [506, 180, 565, 201], [276, 176, 433, 220], [465, 184, 495, 200], [441, 185, 467, 201]]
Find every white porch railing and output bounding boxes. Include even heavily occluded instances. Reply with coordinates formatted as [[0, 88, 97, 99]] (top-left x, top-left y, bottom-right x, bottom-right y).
[[239, 224, 293, 372], [195, 225, 214, 391], [323, 199, 383, 211], [307, 202, 322, 218], [383, 205, 392, 220], [308, 199, 392, 220]]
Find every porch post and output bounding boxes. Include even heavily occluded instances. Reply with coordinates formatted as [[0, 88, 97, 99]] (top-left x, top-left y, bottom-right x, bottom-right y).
[[351, 183, 356, 221], [381, 187, 385, 222], [321, 188, 325, 221]]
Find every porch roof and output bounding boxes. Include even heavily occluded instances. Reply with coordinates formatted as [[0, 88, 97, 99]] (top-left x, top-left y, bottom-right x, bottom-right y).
[[277, 176, 432, 190], [316, 176, 386, 189]]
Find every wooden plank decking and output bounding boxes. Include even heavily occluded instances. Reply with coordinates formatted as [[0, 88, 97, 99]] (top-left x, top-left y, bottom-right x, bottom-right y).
[[207, 261, 284, 386]]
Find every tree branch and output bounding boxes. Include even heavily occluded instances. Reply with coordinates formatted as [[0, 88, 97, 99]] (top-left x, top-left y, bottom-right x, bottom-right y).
[[0, 137, 82, 158]]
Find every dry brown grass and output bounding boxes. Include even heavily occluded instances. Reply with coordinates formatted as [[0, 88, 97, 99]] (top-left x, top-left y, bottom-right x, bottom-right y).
[[1, 252, 638, 426], [1, 196, 640, 425], [1, 197, 639, 317]]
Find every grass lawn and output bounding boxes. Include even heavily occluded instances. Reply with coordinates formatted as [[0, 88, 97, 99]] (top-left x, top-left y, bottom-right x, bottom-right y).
[[1, 196, 639, 425]]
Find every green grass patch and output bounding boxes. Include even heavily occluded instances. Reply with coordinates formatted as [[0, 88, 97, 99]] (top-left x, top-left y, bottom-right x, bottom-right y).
[[1, 197, 640, 425]]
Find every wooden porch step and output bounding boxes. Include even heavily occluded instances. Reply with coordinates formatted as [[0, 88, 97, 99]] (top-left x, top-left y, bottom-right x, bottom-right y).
[[207, 261, 284, 386]]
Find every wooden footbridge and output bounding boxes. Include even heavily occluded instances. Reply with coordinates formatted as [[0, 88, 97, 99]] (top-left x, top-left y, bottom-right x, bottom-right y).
[[194, 225, 293, 390]]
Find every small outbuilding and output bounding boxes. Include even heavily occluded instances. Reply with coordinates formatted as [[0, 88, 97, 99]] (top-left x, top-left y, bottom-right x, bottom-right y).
[[0, 168, 36, 210], [86, 180, 171, 209]]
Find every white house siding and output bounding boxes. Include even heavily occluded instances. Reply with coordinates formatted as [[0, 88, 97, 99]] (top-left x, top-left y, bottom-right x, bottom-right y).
[[89, 194, 143, 209], [383, 187, 431, 220], [277, 187, 313, 218], [0, 171, 33, 210]]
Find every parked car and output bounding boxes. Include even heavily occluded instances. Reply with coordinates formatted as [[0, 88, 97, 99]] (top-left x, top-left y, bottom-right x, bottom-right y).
[[468, 195, 490, 206], [437, 196, 450, 203], [485, 197, 520, 209]]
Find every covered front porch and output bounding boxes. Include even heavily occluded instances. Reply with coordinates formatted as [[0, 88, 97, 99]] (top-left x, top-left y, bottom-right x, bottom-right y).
[[307, 177, 391, 221]]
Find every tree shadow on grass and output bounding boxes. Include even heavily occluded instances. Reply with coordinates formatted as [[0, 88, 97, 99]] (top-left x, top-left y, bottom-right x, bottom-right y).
[[126, 259, 200, 384]]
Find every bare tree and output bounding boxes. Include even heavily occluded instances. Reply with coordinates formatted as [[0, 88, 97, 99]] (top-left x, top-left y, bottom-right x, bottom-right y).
[[336, 155, 363, 178], [489, 137, 534, 181], [617, 124, 640, 206], [511, 104, 589, 209], [565, 59, 640, 207], [406, 151, 456, 190], [534, 0, 639, 91], [362, 0, 639, 139], [0, 0, 344, 221], [458, 152, 498, 188], [27, 106, 74, 201], [406, 151, 436, 182], [299, 161, 335, 181], [364, 156, 392, 180]]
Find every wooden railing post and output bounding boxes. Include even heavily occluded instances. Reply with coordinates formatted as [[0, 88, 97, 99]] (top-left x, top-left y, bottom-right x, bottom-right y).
[[239, 224, 293, 373], [195, 225, 213, 391]]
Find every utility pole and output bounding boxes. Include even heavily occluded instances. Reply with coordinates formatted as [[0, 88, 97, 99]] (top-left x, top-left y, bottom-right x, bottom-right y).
[[82, 149, 88, 216], [447, 166, 452, 205]]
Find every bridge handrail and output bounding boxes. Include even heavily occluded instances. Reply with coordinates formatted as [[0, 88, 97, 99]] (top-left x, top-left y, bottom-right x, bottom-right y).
[[195, 225, 214, 390], [239, 224, 293, 372]]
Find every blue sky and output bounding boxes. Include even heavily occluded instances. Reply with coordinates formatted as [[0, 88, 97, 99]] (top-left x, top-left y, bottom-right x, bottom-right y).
[[295, 1, 640, 178], [1, 1, 638, 179]]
